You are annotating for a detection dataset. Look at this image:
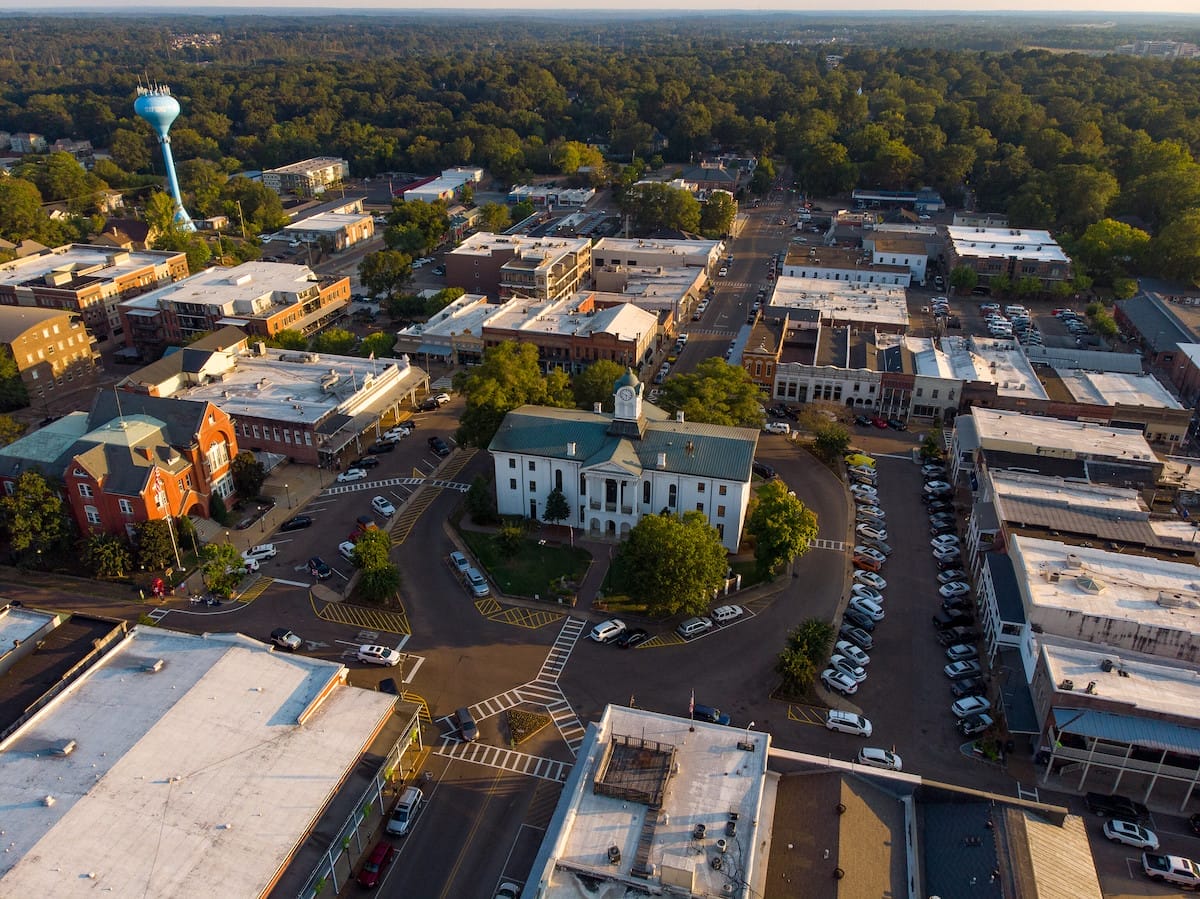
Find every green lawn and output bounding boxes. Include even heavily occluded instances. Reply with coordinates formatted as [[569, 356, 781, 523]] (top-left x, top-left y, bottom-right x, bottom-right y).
[[460, 531, 591, 600]]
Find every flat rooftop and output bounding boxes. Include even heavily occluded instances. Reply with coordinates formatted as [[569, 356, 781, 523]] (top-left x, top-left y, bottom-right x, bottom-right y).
[[120, 262, 323, 317], [282, 211, 370, 233], [263, 156, 345, 175], [768, 276, 909, 327], [533, 706, 769, 899], [453, 232, 590, 258], [171, 347, 423, 425], [1010, 534, 1200, 632], [969, 407, 1156, 463], [946, 226, 1070, 263], [1055, 369, 1183, 409], [593, 270, 696, 310], [782, 245, 909, 276], [872, 235, 927, 255], [0, 244, 181, 290], [0, 627, 395, 898], [1041, 637, 1200, 723], [961, 337, 1049, 398], [400, 293, 496, 340], [593, 236, 722, 259]]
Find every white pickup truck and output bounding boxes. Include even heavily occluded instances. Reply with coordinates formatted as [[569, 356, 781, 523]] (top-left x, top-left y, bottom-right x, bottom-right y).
[[1142, 852, 1200, 890]]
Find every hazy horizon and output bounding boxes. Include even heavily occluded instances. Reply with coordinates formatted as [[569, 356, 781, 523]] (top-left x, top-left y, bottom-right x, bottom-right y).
[[0, 2, 1197, 15]]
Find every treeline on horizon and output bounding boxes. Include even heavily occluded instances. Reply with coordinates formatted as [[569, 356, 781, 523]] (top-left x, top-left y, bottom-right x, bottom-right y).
[[1, 15, 1199, 283]]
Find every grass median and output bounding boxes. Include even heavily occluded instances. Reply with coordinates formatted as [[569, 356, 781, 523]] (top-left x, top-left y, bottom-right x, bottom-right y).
[[460, 530, 590, 600]]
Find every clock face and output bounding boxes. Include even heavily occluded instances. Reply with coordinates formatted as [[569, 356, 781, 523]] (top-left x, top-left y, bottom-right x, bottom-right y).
[[618, 387, 635, 402]]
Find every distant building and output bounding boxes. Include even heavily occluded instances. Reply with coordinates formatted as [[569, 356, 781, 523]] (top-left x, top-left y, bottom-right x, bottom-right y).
[[489, 370, 757, 550], [402, 166, 483, 204], [445, 232, 592, 302], [280, 206, 374, 253], [779, 245, 910, 286], [592, 236, 723, 273], [508, 184, 595, 207], [945, 226, 1073, 290], [0, 306, 99, 406], [117, 261, 350, 361], [952, 211, 1009, 229], [49, 137, 94, 168], [0, 244, 189, 344], [852, 187, 945, 212], [0, 391, 238, 534], [119, 327, 428, 467], [865, 234, 928, 286], [261, 156, 350, 197], [9, 132, 47, 154]]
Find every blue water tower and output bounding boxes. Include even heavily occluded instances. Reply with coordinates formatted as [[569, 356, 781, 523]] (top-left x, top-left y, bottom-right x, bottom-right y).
[[134, 84, 195, 232]]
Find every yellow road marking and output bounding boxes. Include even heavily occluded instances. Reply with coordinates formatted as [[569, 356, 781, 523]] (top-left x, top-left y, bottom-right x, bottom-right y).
[[787, 704, 826, 726], [235, 576, 273, 603], [400, 691, 432, 723], [474, 597, 501, 616], [489, 607, 564, 629], [315, 598, 411, 635], [639, 632, 685, 649]]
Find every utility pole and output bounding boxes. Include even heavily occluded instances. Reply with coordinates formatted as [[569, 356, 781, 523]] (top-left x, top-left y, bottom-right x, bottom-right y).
[[235, 200, 247, 240]]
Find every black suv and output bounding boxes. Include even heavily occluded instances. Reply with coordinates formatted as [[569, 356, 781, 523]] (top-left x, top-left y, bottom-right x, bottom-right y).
[[752, 461, 776, 479], [427, 436, 451, 457], [1085, 792, 1150, 823]]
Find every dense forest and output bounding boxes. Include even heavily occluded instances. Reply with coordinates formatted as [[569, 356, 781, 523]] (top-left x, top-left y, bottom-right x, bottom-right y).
[[1, 14, 1199, 283]]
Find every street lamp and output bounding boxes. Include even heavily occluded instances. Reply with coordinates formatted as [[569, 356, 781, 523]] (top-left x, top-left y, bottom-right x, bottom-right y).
[[745, 721, 756, 742], [284, 482, 292, 509], [258, 505, 265, 534]]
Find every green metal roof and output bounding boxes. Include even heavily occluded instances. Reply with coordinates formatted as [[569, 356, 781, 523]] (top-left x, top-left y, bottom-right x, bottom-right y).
[[489, 405, 758, 481]]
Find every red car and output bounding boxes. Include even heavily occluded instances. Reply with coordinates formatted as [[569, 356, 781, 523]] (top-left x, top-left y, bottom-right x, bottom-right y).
[[871, 416, 889, 428], [356, 840, 396, 888]]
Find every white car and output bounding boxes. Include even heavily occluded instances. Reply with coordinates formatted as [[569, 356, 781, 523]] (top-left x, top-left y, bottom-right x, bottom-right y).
[[357, 644, 401, 667], [835, 640, 870, 667], [945, 643, 979, 663], [931, 534, 960, 551], [932, 546, 962, 563], [857, 747, 903, 771], [855, 505, 885, 519], [589, 618, 627, 643], [432, 392, 451, 406], [242, 543, 277, 564], [848, 597, 885, 621], [924, 480, 953, 494], [856, 524, 888, 542], [937, 569, 967, 584], [1102, 819, 1159, 850], [853, 546, 887, 566], [951, 695, 991, 718], [944, 660, 982, 679], [764, 421, 791, 435], [853, 571, 886, 591], [939, 581, 971, 598], [830, 654, 867, 683], [337, 468, 368, 483], [851, 584, 884, 603], [371, 495, 396, 517], [718, 267, 729, 277], [821, 668, 858, 696], [383, 426, 412, 441], [338, 540, 357, 561], [849, 485, 878, 500]]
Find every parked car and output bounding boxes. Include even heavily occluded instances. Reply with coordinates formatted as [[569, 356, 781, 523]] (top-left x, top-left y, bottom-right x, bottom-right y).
[[464, 567, 490, 598], [427, 436, 452, 456], [371, 495, 396, 517], [924, 480, 953, 494], [945, 643, 979, 663], [944, 660, 983, 679], [839, 624, 875, 651], [351, 456, 381, 469], [356, 840, 397, 888], [886, 418, 907, 431], [950, 675, 986, 698], [932, 609, 975, 631], [821, 668, 858, 695], [269, 628, 302, 651], [855, 504, 884, 518], [951, 695, 991, 718], [830, 654, 867, 683], [835, 640, 870, 667], [692, 703, 732, 726], [939, 581, 971, 599], [932, 547, 962, 564], [752, 460, 776, 479], [589, 618, 627, 643], [616, 628, 649, 649], [243, 543, 277, 564], [280, 514, 313, 532], [853, 570, 886, 591], [1085, 792, 1151, 823], [926, 500, 953, 514], [854, 414, 873, 427], [860, 537, 892, 556], [357, 644, 401, 666], [385, 786, 425, 836], [853, 553, 883, 573], [712, 604, 745, 624], [843, 607, 878, 633], [921, 464, 945, 478], [418, 398, 440, 411], [448, 551, 471, 576], [1104, 819, 1159, 850], [431, 392, 452, 406], [367, 441, 397, 454], [338, 540, 357, 561], [308, 556, 332, 579], [848, 597, 885, 621], [937, 569, 967, 584], [851, 584, 884, 604], [336, 468, 368, 483], [853, 546, 887, 567], [938, 626, 982, 647], [857, 747, 903, 771], [764, 421, 791, 435], [957, 713, 994, 736], [677, 616, 714, 639], [856, 524, 888, 543]]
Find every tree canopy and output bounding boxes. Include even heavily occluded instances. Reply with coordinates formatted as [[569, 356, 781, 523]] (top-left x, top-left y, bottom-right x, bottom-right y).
[[657, 358, 764, 428], [571, 359, 625, 413], [619, 511, 728, 617], [454, 342, 573, 448], [745, 480, 818, 578]]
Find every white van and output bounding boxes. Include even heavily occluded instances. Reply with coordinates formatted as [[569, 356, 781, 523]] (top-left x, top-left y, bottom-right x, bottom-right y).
[[825, 709, 873, 737]]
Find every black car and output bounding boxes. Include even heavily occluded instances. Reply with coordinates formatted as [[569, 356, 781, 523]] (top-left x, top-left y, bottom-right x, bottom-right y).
[[932, 609, 975, 630], [752, 461, 776, 479], [616, 628, 649, 649], [839, 623, 874, 651], [951, 676, 986, 698], [936, 556, 963, 572], [854, 415, 873, 427], [351, 456, 382, 469], [1085, 792, 1151, 823], [937, 626, 982, 647], [859, 538, 892, 556], [942, 595, 972, 612], [1190, 813, 1200, 836], [843, 607, 877, 633], [418, 398, 440, 412], [427, 436, 451, 457], [886, 418, 908, 431], [958, 713, 993, 736], [368, 441, 397, 454], [931, 524, 958, 537], [308, 556, 332, 579], [926, 500, 953, 514], [280, 515, 313, 532]]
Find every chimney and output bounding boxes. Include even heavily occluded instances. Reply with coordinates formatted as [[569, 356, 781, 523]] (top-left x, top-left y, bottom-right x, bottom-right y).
[[593, 402, 603, 413], [657, 452, 667, 469], [138, 446, 154, 461], [567, 442, 576, 457], [676, 410, 685, 423]]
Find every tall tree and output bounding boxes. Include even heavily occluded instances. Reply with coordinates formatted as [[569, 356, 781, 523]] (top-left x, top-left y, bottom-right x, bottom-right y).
[[619, 512, 728, 617], [657, 358, 764, 428], [542, 488, 570, 526], [230, 451, 266, 499], [699, 192, 736, 238], [135, 519, 177, 570], [82, 532, 133, 579], [571, 359, 625, 412], [454, 342, 573, 448], [359, 249, 413, 299], [384, 199, 450, 256], [746, 480, 818, 578], [0, 470, 67, 558], [0, 347, 29, 411]]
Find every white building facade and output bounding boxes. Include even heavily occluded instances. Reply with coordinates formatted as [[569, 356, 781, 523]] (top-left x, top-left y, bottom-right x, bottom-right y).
[[488, 372, 757, 551]]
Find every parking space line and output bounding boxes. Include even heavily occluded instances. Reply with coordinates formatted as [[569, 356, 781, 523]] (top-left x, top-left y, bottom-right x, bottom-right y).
[[235, 576, 273, 603], [474, 596, 502, 616], [639, 632, 685, 649], [400, 691, 432, 724], [787, 704, 826, 726], [490, 607, 565, 629], [314, 597, 411, 635]]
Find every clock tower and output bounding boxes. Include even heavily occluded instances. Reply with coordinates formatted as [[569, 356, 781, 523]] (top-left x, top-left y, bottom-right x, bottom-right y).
[[612, 368, 643, 421]]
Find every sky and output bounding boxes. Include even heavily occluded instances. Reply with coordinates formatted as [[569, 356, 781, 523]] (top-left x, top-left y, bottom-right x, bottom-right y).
[[0, 1, 1197, 13]]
